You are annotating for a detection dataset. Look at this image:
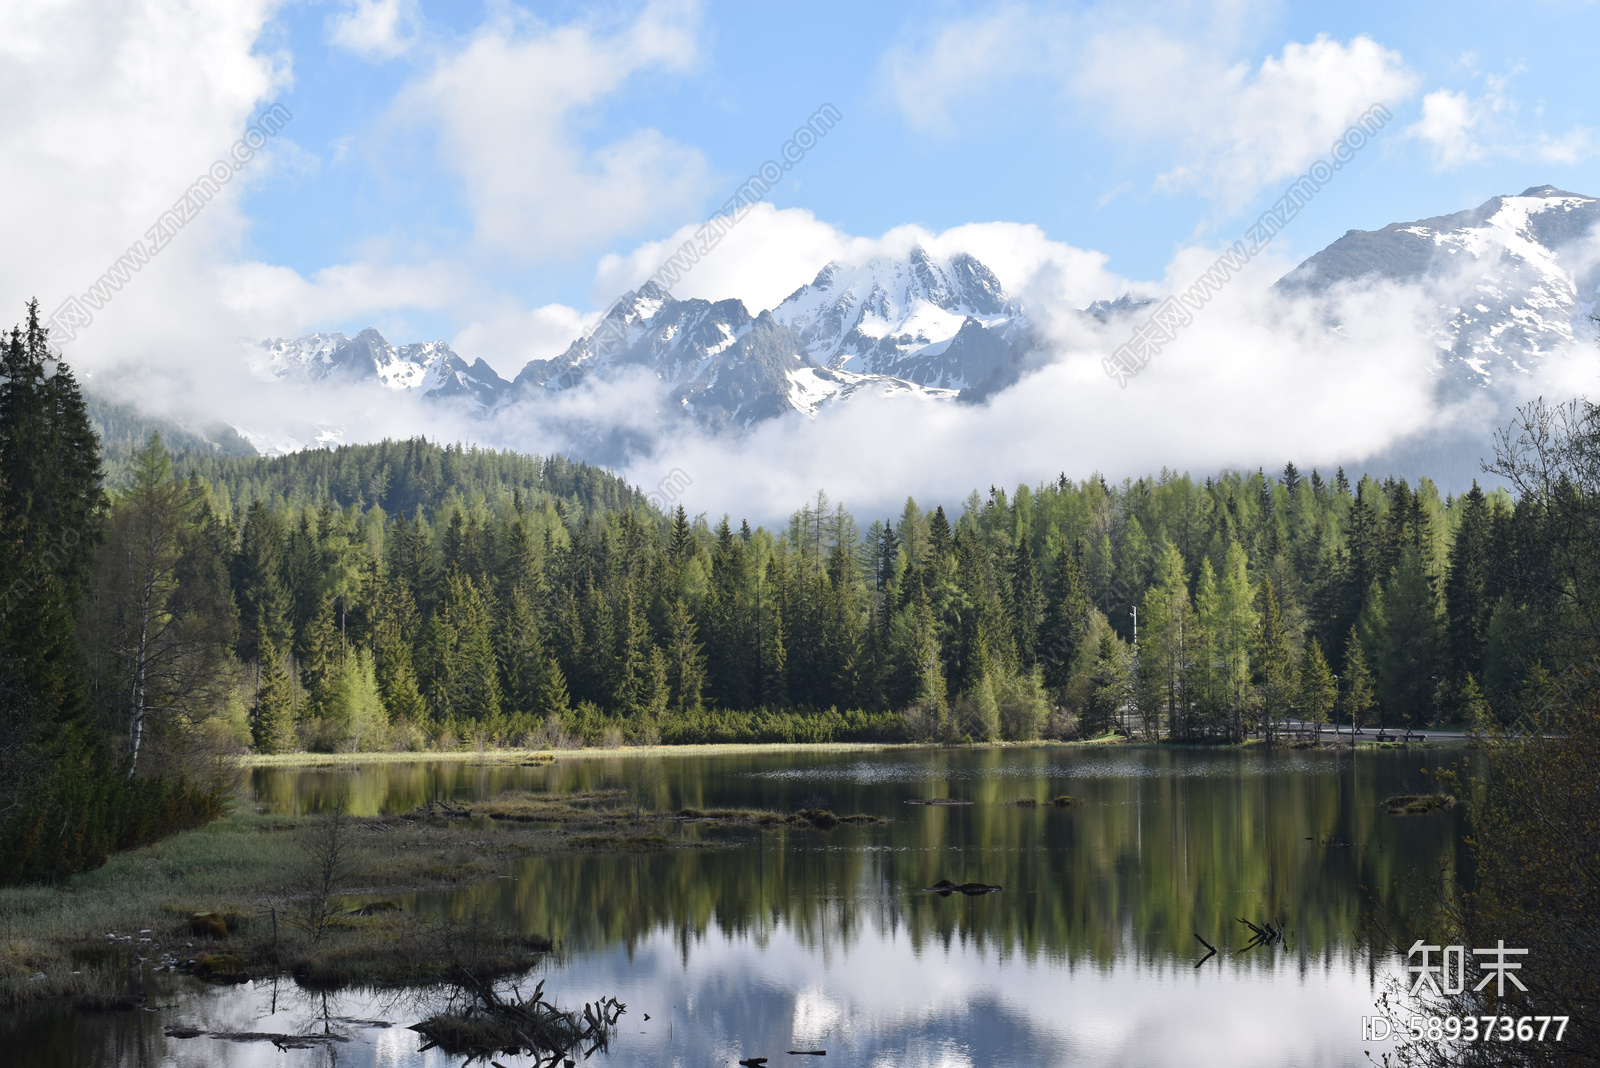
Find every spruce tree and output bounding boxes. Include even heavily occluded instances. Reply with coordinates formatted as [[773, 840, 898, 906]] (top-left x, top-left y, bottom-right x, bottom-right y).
[[1296, 638, 1337, 728], [1256, 576, 1294, 740], [1341, 627, 1376, 732], [1444, 482, 1491, 696], [1009, 530, 1042, 668], [664, 597, 705, 713], [253, 639, 299, 753], [1039, 542, 1091, 687]]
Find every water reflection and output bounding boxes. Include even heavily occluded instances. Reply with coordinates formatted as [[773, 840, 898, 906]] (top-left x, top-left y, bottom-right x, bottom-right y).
[[18, 746, 1467, 1067]]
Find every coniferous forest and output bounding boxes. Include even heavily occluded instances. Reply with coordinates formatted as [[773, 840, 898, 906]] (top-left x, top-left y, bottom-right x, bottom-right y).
[[0, 297, 1573, 881]]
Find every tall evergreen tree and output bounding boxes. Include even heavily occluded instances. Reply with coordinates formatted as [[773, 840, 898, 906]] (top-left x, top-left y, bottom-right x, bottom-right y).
[[1444, 482, 1491, 698], [1039, 542, 1092, 687]]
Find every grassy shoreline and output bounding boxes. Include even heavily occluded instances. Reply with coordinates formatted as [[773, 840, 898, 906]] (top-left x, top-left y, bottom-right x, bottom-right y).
[[238, 740, 919, 767], [0, 790, 739, 1011], [238, 732, 1469, 769]]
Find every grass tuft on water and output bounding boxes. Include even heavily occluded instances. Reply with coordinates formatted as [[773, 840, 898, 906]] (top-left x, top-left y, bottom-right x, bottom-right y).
[[673, 807, 883, 829], [1381, 793, 1456, 815]]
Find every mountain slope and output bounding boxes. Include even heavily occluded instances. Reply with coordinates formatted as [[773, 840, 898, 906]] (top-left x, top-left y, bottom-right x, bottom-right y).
[[1278, 185, 1600, 390]]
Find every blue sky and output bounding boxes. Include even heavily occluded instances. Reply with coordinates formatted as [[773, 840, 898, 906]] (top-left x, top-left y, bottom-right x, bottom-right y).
[[222, 0, 1600, 360]]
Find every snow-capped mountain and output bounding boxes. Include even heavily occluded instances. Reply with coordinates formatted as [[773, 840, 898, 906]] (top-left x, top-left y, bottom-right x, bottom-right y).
[[770, 247, 1023, 389], [509, 246, 1016, 428], [249, 187, 1599, 448], [256, 328, 510, 411], [1279, 186, 1600, 393], [255, 248, 1024, 431]]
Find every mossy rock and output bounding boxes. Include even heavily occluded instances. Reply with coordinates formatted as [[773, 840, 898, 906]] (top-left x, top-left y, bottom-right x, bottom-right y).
[[793, 809, 841, 830], [190, 953, 250, 982], [1051, 795, 1082, 808], [1382, 793, 1456, 815], [189, 912, 229, 938], [1012, 798, 1040, 807]]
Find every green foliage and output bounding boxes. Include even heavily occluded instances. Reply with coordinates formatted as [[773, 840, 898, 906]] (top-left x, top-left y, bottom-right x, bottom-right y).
[[1296, 639, 1337, 726], [0, 766, 222, 884], [0, 303, 228, 883]]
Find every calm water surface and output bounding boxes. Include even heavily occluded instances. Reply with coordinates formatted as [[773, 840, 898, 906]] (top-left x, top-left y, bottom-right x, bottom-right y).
[[16, 745, 1469, 1067]]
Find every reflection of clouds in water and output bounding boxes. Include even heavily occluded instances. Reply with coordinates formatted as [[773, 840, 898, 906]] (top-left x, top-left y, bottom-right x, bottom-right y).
[[871, 1039, 976, 1068], [792, 986, 847, 1046], [745, 753, 1334, 784], [534, 925, 1369, 1068]]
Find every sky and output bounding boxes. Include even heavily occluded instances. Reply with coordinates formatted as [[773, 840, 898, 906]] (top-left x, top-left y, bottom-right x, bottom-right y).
[[3, 0, 1599, 520]]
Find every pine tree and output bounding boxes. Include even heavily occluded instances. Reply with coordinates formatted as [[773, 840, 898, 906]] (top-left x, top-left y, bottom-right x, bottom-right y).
[[432, 572, 502, 727], [1341, 627, 1376, 732], [371, 578, 426, 724], [1367, 545, 1443, 725], [1444, 482, 1491, 698], [663, 597, 705, 713], [928, 506, 952, 562], [253, 639, 298, 753], [298, 594, 343, 718], [326, 648, 387, 751], [1009, 531, 1042, 668], [1296, 638, 1336, 728], [0, 302, 106, 864], [1039, 542, 1092, 687], [1136, 543, 1193, 739], [499, 584, 565, 722], [901, 593, 947, 720], [234, 501, 291, 664], [1256, 576, 1294, 741], [1213, 541, 1258, 737], [668, 505, 694, 565]]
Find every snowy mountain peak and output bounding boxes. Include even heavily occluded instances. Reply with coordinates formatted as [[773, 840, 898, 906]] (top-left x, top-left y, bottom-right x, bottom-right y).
[[255, 328, 509, 409], [1278, 185, 1600, 390], [770, 247, 1023, 386]]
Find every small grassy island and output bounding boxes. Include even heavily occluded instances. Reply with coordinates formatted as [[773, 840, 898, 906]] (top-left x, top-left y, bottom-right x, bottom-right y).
[[0, 777, 876, 1011]]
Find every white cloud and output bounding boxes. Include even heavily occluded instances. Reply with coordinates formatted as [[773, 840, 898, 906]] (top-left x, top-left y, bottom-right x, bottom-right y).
[[1082, 33, 1417, 209], [451, 302, 593, 377], [588, 202, 1125, 318], [1408, 89, 1482, 168], [496, 268, 1458, 525], [0, 1, 287, 321], [1408, 72, 1595, 171], [391, 0, 711, 260], [328, 0, 419, 59], [469, 226, 1565, 525], [882, 5, 1416, 211], [883, 4, 1041, 133]]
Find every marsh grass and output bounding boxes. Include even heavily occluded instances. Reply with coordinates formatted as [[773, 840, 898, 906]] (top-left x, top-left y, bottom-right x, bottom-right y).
[[0, 790, 691, 1009], [2, 783, 888, 1010]]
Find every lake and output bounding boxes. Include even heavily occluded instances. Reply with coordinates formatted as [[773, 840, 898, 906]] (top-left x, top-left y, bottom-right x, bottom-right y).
[[14, 744, 1468, 1067]]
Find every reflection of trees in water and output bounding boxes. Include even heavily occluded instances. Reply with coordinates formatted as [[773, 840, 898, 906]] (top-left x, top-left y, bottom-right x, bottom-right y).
[[358, 748, 1467, 967]]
